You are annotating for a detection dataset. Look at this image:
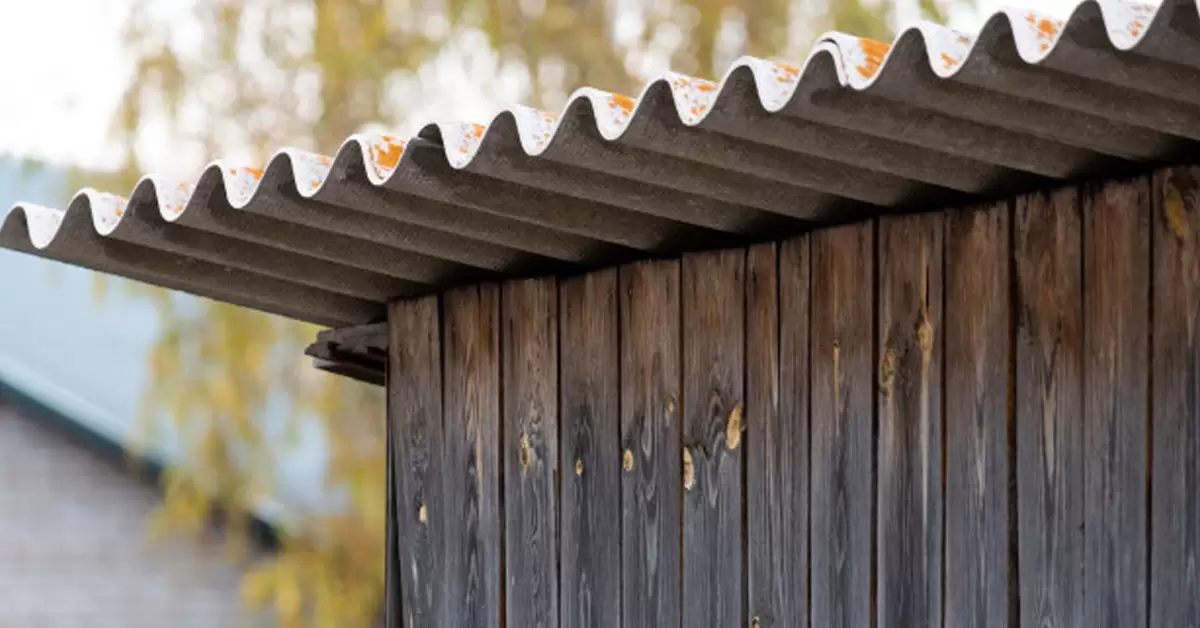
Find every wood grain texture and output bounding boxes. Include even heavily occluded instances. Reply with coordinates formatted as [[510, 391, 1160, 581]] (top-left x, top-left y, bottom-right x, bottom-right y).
[[1151, 167, 1200, 628], [944, 202, 1011, 628], [619, 259, 682, 628], [385, 385, 403, 628], [876, 213, 943, 628], [441, 285, 502, 628], [560, 270, 621, 628], [387, 296, 444, 627], [1015, 188, 1084, 628], [502, 278, 560, 628], [810, 223, 874, 628], [1083, 177, 1149, 628], [747, 240, 808, 628], [681, 248, 746, 628]]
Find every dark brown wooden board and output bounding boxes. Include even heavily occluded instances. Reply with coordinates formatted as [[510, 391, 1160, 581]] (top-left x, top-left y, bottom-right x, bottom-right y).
[[387, 296, 444, 627], [681, 248, 746, 628], [747, 240, 809, 628], [441, 285, 502, 628], [560, 269, 621, 628], [502, 278, 560, 628], [619, 259, 683, 628], [1083, 177, 1149, 628], [944, 202, 1011, 628], [810, 222, 873, 628], [385, 380, 403, 628], [1015, 188, 1084, 628], [1151, 167, 1200, 628], [876, 213, 943, 628]]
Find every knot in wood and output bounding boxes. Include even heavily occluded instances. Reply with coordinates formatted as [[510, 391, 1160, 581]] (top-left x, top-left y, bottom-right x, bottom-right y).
[[519, 434, 534, 473], [725, 403, 744, 450], [575, 459, 584, 476], [1165, 174, 1191, 241], [622, 449, 634, 472], [682, 447, 695, 491], [879, 346, 896, 396]]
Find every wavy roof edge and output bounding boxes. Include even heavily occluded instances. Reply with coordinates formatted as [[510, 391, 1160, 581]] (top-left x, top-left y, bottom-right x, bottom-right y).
[[3, 0, 1185, 250], [4, 0, 1199, 328]]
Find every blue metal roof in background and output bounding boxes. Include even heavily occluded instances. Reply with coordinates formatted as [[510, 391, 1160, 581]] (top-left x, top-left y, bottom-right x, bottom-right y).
[[0, 158, 331, 525]]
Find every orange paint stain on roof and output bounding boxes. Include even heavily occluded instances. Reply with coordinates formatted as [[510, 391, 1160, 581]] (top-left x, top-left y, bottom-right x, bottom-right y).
[[608, 93, 636, 115], [774, 62, 801, 82], [941, 52, 961, 70], [470, 124, 485, 138], [373, 138, 405, 171], [228, 166, 264, 180], [1026, 12, 1063, 51], [694, 80, 717, 92], [856, 38, 891, 79]]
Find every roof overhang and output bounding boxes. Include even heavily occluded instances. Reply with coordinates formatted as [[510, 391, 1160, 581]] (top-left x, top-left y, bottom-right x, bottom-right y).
[[5, 0, 1200, 381]]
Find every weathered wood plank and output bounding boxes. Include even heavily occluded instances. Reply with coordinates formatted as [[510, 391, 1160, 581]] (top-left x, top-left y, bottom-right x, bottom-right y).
[[387, 296, 444, 627], [560, 269, 621, 628], [810, 222, 873, 628], [1083, 177, 1149, 628], [619, 259, 682, 628], [681, 248, 746, 628], [748, 239, 808, 628], [441, 285, 502, 628], [877, 213, 943, 628], [1151, 167, 1200, 628], [385, 391, 403, 628], [944, 202, 1011, 628], [502, 278, 559, 628], [1015, 188, 1084, 628]]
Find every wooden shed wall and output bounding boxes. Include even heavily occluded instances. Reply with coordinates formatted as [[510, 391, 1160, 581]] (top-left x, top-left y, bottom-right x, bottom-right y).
[[383, 166, 1200, 628]]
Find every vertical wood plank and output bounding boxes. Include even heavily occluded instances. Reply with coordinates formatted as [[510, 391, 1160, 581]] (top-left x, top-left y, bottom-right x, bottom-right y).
[[442, 285, 502, 628], [1083, 177, 1149, 628], [502, 278, 559, 628], [387, 296, 444, 627], [619, 260, 682, 628], [748, 240, 808, 628], [1015, 188, 1084, 628], [877, 213, 943, 628], [945, 202, 1011, 628], [1151, 167, 1200, 628], [385, 388, 403, 628], [810, 222, 874, 628], [560, 269, 621, 628], [682, 248, 745, 628]]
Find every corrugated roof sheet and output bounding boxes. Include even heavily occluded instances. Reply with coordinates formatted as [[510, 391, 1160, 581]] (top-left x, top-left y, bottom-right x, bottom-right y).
[[5, 0, 1199, 328]]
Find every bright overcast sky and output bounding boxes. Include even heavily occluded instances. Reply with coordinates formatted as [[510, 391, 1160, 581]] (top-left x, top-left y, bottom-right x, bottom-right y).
[[0, 0, 1086, 173]]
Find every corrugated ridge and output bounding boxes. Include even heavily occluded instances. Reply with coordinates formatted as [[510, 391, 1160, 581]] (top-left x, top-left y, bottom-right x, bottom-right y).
[[4, 0, 1199, 327]]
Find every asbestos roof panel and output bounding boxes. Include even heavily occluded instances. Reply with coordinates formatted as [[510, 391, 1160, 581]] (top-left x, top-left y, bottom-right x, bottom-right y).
[[5, 0, 1200, 328]]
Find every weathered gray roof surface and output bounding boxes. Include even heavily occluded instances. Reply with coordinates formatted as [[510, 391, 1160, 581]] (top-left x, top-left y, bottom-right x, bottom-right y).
[[3, 0, 1198, 327]]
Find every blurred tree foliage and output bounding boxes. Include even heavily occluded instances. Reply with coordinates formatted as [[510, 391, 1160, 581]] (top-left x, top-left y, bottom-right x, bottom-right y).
[[104, 0, 971, 626]]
